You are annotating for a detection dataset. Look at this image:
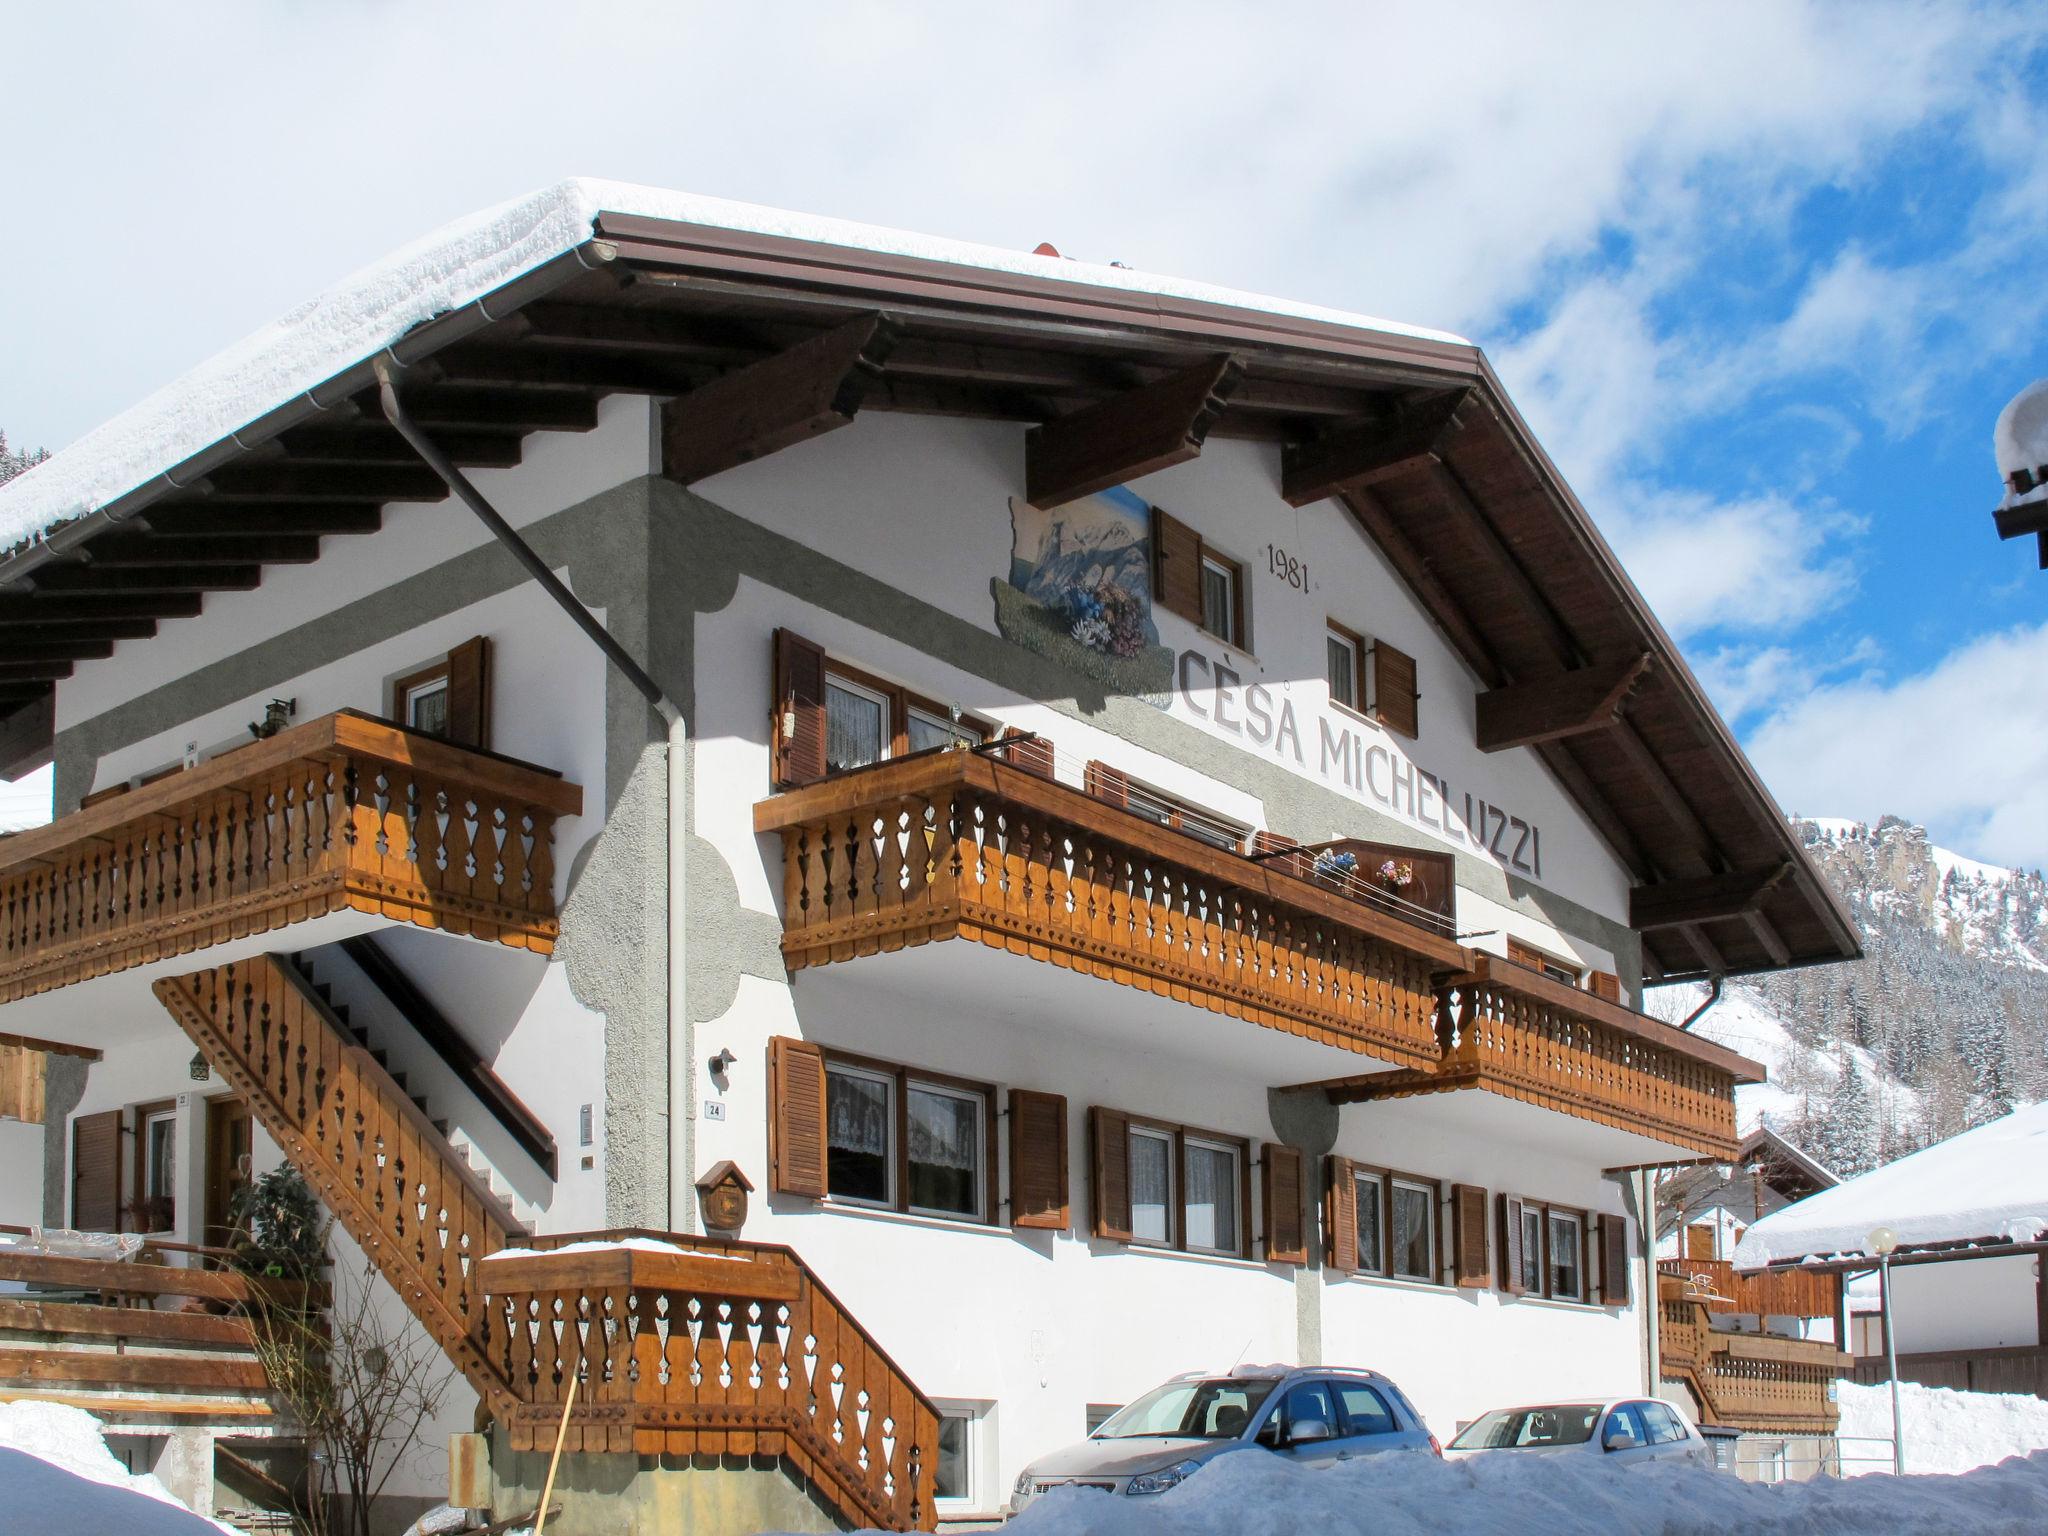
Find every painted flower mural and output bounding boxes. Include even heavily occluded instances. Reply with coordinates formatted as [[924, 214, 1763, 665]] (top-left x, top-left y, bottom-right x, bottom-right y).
[[994, 485, 1171, 691]]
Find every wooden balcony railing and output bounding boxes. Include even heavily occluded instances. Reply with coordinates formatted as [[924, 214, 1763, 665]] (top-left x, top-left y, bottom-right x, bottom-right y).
[[754, 748, 1466, 1071], [483, 1232, 942, 1532], [1659, 1274, 1845, 1433], [1661, 1256, 1840, 1321], [0, 710, 582, 1003]]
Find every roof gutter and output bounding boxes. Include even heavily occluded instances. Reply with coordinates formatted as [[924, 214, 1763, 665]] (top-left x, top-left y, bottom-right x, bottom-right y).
[[0, 239, 619, 592]]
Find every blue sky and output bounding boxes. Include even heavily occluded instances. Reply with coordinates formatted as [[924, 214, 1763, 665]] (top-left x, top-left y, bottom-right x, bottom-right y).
[[2, 2, 2045, 865]]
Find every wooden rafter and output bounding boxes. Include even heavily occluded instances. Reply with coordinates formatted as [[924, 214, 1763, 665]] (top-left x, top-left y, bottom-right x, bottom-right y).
[[1630, 864, 1794, 931], [661, 314, 900, 486], [1280, 388, 1467, 507], [140, 504, 384, 538], [1531, 739, 1657, 884], [1475, 653, 1652, 752], [270, 423, 525, 468], [1609, 714, 1722, 866], [0, 617, 159, 641], [374, 385, 600, 434], [1339, 487, 1506, 686], [27, 564, 262, 594], [82, 534, 321, 567], [1024, 354, 1243, 509], [0, 593, 200, 624], [1428, 460, 1582, 669], [199, 463, 446, 503]]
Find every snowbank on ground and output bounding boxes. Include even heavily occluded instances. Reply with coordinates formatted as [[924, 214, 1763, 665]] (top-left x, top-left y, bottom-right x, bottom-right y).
[[1734, 1103, 2048, 1266], [0, 179, 1466, 556], [0, 1400, 235, 1533], [1838, 1379, 2048, 1476], [782, 1444, 2048, 1536]]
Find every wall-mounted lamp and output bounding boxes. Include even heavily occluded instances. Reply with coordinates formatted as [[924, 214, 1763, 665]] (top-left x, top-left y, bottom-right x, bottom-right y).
[[708, 1048, 737, 1087], [248, 697, 298, 740], [189, 1052, 210, 1082]]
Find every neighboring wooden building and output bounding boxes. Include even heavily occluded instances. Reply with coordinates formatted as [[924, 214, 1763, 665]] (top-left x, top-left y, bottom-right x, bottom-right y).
[[0, 182, 1861, 1530]]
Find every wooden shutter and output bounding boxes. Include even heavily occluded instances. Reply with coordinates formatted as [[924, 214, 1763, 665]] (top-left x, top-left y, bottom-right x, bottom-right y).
[[1009, 1089, 1069, 1230], [444, 635, 492, 750], [1083, 760, 1131, 809], [1372, 642, 1419, 738], [1262, 1144, 1307, 1264], [1598, 1213, 1632, 1306], [1324, 1155, 1359, 1273], [1250, 831, 1299, 858], [1588, 970, 1622, 1004], [1685, 1223, 1714, 1261], [767, 1036, 829, 1198], [1498, 1194, 1526, 1295], [999, 728, 1056, 778], [1451, 1184, 1491, 1288], [71, 1109, 123, 1233], [1151, 506, 1204, 624], [772, 629, 829, 788], [0, 1041, 46, 1124], [1088, 1106, 1132, 1240]]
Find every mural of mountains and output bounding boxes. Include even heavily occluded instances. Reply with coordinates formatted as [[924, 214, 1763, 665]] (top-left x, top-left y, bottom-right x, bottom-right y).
[[1645, 816, 2047, 1177]]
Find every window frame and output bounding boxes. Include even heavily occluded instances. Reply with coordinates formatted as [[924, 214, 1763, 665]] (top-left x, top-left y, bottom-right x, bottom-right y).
[[1508, 1195, 1595, 1303], [1119, 775, 1247, 854], [1107, 1110, 1253, 1260], [812, 654, 995, 777], [1325, 620, 1368, 716], [1352, 1167, 1388, 1276], [1547, 1206, 1586, 1302], [1507, 937, 1583, 988], [819, 1048, 998, 1227], [930, 1400, 989, 1512], [1198, 550, 1246, 648], [1345, 1162, 1446, 1286], [395, 667, 451, 737], [131, 1098, 178, 1234]]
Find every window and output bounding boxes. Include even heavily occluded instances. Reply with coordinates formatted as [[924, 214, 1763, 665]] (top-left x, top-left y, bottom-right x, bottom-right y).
[[1391, 1178, 1437, 1282], [388, 636, 490, 750], [824, 673, 890, 774], [1091, 1109, 1250, 1258], [1200, 553, 1243, 646], [1098, 1379, 1278, 1440], [134, 1101, 177, 1233], [934, 1412, 970, 1501], [772, 630, 994, 787], [1334, 1382, 1398, 1437], [1267, 1381, 1336, 1443], [1326, 622, 1366, 712], [1091, 765, 1246, 854], [1519, 1204, 1545, 1293], [1604, 1403, 1649, 1448], [1639, 1400, 1688, 1445], [1507, 937, 1581, 987], [1129, 1126, 1174, 1245], [1183, 1137, 1241, 1255], [1549, 1210, 1584, 1300], [821, 1052, 992, 1223], [1354, 1170, 1386, 1274]]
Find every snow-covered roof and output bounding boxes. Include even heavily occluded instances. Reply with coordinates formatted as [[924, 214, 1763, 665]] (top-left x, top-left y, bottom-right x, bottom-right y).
[[0, 179, 1466, 559], [1733, 1101, 2048, 1269]]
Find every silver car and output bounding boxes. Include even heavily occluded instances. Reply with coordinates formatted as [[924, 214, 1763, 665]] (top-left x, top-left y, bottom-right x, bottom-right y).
[[1009, 1366, 1437, 1514], [1443, 1397, 1713, 1469]]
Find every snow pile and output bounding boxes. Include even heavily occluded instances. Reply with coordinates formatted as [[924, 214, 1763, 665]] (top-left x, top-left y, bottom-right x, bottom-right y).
[[1734, 1102, 2048, 1265], [482, 1235, 747, 1263], [0, 179, 1466, 557], [0, 1400, 234, 1533], [1838, 1380, 2048, 1477], [799, 1444, 2048, 1535]]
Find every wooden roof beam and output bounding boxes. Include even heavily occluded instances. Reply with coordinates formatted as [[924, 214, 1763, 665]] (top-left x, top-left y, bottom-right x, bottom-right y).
[[1475, 653, 1652, 752], [1533, 738, 1657, 883], [26, 565, 262, 595], [1340, 487, 1506, 686], [269, 423, 525, 468], [139, 505, 384, 538], [0, 693, 53, 778], [0, 594, 201, 624], [1430, 460, 1583, 670], [0, 617, 159, 642], [0, 640, 117, 664], [1024, 354, 1243, 509], [367, 385, 600, 434], [197, 464, 446, 503], [1631, 864, 1794, 930], [1610, 713, 1725, 868], [0, 660, 75, 682], [82, 535, 321, 568], [1745, 909, 1793, 967], [1280, 389, 1467, 507], [662, 313, 900, 486]]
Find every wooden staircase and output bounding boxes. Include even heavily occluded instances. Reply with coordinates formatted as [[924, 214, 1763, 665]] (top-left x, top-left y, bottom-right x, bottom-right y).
[[154, 953, 526, 1418], [153, 954, 943, 1530]]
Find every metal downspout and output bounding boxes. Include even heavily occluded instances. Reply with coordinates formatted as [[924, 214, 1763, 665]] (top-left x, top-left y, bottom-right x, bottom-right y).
[[375, 364, 695, 1235]]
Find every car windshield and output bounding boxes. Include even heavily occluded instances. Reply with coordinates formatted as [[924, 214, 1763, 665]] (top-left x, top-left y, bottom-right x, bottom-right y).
[[1093, 1378, 1280, 1440], [1449, 1405, 1602, 1450]]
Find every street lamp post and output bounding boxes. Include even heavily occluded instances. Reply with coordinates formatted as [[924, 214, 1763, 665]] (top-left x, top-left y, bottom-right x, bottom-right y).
[[1870, 1225, 1904, 1474]]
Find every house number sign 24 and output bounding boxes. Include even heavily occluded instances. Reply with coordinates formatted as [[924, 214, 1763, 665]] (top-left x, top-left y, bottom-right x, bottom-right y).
[[1266, 544, 1311, 593]]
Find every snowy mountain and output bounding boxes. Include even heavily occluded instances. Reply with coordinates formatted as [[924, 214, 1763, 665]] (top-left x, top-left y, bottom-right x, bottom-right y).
[[1647, 815, 2047, 1174]]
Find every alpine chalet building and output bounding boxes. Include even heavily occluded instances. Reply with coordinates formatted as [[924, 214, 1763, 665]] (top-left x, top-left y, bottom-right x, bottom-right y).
[[0, 183, 1859, 1531]]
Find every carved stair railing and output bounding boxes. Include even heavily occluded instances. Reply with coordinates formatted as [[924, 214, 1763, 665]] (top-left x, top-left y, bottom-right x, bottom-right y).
[[154, 954, 525, 1416], [482, 1234, 943, 1532]]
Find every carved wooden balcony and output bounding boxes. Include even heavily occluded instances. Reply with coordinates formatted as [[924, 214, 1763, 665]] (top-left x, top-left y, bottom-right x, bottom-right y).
[[482, 1231, 943, 1531], [1658, 1256, 1840, 1321], [754, 747, 1467, 1071], [1319, 957, 1760, 1159], [0, 710, 581, 1003], [1658, 1273, 1846, 1433]]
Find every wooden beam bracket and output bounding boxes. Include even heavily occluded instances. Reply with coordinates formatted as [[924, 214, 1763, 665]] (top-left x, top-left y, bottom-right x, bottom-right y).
[[1280, 388, 1469, 507], [1476, 653, 1652, 752], [1631, 864, 1794, 932], [1024, 354, 1243, 509], [661, 313, 898, 485]]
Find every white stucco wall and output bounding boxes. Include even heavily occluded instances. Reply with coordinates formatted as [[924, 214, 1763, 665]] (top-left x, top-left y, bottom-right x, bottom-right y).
[[0, 1119, 47, 1229]]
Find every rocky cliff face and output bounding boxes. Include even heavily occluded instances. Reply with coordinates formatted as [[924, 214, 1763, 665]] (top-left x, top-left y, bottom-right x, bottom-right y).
[[1667, 816, 2046, 1175]]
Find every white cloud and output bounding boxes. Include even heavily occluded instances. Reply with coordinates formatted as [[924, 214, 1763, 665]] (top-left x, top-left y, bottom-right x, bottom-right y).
[[1745, 622, 2048, 869]]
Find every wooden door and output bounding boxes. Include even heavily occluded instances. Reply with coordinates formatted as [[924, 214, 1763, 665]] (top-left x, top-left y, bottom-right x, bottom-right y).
[[203, 1094, 253, 1252]]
